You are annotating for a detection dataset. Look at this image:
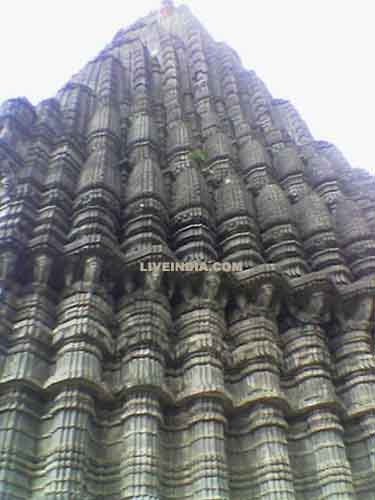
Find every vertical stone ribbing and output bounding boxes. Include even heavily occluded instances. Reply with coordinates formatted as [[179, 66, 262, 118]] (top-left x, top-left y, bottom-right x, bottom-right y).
[[226, 274, 296, 500], [0, 98, 37, 282], [36, 255, 113, 498], [334, 197, 375, 279], [1, 3, 375, 499], [68, 57, 122, 258], [282, 277, 355, 498], [171, 161, 217, 262], [174, 272, 230, 499], [34, 389, 95, 499], [303, 146, 342, 212], [256, 183, 308, 278], [121, 394, 162, 500], [117, 271, 171, 500], [0, 389, 40, 499], [272, 145, 352, 285], [271, 99, 314, 146], [30, 83, 93, 259], [217, 43, 247, 138], [122, 157, 170, 264], [0, 254, 55, 498], [159, 27, 183, 126], [215, 172, 263, 269], [238, 134, 272, 195], [2, 255, 54, 390], [288, 411, 355, 500], [329, 286, 375, 498]]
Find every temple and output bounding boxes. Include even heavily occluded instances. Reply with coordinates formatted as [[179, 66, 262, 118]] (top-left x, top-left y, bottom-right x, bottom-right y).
[[1, 2, 375, 499]]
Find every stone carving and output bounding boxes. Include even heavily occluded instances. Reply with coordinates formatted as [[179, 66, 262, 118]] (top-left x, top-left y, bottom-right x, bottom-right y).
[[238, 135, 272, 194], [0, 158, 17, 201], [171, 160, 217, 262], [282, 274, 356, 498], [330, 280, 375, 496], [1, 2, 375, 499], [334, 196, 375, 278], [215, 172, 263, 269], [0, 97, 36, 149], [271, 98, 314, 146], [303, 147, 341, 211], [291, 188, 352, 284], [256, 183, 308, 278], [122, 157, 171, 264]]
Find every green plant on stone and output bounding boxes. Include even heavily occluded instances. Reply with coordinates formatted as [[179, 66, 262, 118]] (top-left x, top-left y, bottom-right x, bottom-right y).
[[188, 149, 207, 167]]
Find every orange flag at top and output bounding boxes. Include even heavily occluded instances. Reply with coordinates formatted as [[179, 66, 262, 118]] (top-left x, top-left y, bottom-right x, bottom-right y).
[[160, 0, 174, 17]]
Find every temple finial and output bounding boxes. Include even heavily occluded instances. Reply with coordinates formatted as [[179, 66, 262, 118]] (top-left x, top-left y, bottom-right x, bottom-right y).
[[160, 0, 174, 16]]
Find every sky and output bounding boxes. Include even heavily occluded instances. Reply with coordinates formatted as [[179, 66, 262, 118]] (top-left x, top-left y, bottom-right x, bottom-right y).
[[1, 0, 374, 173]]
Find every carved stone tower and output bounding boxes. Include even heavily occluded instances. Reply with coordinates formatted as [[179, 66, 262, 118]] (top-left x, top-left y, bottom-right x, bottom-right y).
[[1, 4, 375, 499]]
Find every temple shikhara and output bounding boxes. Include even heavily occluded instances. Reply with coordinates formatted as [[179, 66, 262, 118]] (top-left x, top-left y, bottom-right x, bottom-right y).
[[2, 1, 375, 499]]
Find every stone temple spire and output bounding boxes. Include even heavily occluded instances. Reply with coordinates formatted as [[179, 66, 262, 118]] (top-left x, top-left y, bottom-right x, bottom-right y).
[[160, 0, 175, 17], [1, 3, 375, 499]]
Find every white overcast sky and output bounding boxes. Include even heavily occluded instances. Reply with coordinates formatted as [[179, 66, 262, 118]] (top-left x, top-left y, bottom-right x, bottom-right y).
[[1, 0, 374, 173]]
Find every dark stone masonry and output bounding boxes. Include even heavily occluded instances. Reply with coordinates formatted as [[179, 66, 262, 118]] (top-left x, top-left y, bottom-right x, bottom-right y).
[[1, 1, 375, 498]]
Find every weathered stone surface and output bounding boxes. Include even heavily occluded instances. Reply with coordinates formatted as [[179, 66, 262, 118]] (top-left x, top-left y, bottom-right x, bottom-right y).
[[1, 2, 375, 499]]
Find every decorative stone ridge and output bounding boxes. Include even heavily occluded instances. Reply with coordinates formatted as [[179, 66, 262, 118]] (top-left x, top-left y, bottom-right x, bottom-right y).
[[1, 2, 375, 499]]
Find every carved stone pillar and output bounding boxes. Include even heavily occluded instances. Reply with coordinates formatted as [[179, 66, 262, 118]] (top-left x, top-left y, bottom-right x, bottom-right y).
[[47, 256, 113, 392], [174, 271, 230, 499], [247, 70, 274, 133], [288, 411, 354, 500], [117, 270, 171, 500], [126, 111, 159, 165], [30, 139, 85, 256], [0, 389, 40, 499], [190, 399, 228, 500], [130, 39, 152, 116], [215, 172, 263, 269], [282, 274, 355, 499], [303, 149, 341, 212], [0, 100, 62, 284], [68, 97, 121, 256], [2, 254, 54, 388], [228, 404, 294, 500], [256, 183, 308, 278], [218, 44, 246, 134], [272, 145, 352, 285], [291, 190, 352, 284], [34, 389, 95, 499], [121, 393, 162, 500], [159, 28, 183, 126], [122, 157, 170, 265], [334, 197, 375, 279], [57, 83, 95, 145], [171, 161, 217, 262], [0, 254, 55, 498], [32, 84, 92, 258], [330, 283, 375, 498], [226, 268, 296, 499], [0, 98, 36, 151], [37, 255, 114, 498], [238, 135, 272, 196], [0, 247, 18, 379]]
